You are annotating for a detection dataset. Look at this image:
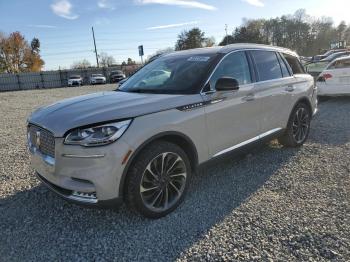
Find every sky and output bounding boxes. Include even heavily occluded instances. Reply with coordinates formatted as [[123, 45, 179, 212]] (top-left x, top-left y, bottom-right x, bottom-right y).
[[1, 0, 350, 70]]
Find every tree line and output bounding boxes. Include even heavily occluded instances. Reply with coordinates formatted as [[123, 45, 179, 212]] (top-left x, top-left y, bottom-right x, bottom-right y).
[[218, 9, 350, 56]]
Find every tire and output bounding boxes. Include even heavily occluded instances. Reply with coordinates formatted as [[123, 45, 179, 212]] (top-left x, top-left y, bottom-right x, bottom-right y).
[[278, 102, 311, 147], [125, 141, 191, 218]]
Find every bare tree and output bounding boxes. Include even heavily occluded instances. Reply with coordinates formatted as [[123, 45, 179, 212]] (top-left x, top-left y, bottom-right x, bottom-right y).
[[99, 52, 116, 67], [71, 59, 91, 69]]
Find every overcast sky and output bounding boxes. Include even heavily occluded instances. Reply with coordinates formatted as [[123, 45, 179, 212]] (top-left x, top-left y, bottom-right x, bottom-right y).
[[1, 0, 350, 70]]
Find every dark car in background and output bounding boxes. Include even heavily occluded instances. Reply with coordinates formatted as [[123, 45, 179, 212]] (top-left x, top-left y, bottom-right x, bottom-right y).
[[320, 51, 350, 62], [312, 49, 347, 62], [109, 70, 126, 83]]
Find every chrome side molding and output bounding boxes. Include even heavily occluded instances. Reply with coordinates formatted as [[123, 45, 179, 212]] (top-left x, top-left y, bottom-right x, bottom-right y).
[[213, 128, 283, 158], [62, 154, 105, 159]]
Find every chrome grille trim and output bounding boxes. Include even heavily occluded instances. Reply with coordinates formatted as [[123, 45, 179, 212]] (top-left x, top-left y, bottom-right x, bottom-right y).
[[28, 125, 55, 158]]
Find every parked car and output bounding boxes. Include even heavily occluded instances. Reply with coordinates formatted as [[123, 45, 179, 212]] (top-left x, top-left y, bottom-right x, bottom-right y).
[[109, 70, 126, 83], [137, 70, 171, 87], [67, 75, 83, 87], [27, 44, 317, 218], [90, 74, 106, 85], [312, 49, 347, 62], [320, 51, 350, 63], [317, 55, 350, 96]]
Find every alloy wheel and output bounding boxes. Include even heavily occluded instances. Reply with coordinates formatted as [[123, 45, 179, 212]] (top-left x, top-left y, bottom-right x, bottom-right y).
[[140, 152, 187, 212], [292, 107, 310, 143]]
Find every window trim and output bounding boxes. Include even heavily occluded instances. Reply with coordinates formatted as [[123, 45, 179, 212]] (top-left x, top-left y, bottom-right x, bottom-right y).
[[277, 52, 292, 77], [281, 52, 306, 75], [200, 48, 299, 94], [279, 52, 293, 76], [201, 50, 254, 94], [249, 50, 284, 82]]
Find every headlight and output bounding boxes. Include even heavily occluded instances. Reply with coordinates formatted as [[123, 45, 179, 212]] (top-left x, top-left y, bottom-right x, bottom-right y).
[[64, 120, 132, 147]]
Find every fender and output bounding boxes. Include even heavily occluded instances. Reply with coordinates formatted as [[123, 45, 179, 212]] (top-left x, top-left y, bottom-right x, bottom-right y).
[[118, 131, 199, 198]]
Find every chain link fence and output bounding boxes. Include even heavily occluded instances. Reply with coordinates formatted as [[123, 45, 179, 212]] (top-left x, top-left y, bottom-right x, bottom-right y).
[[0, 65, 140, 92]]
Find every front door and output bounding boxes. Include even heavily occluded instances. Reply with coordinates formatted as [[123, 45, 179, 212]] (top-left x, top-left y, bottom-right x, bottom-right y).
[[202, 51, 261, 157]]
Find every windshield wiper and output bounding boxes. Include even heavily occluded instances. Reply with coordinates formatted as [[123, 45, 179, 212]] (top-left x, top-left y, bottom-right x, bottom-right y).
[[126, 89, 163, 94]]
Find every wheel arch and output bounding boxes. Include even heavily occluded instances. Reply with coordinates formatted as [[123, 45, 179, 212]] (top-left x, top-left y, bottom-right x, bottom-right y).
[[286, 96, 313, 127], [296, 96, 313, 115], [290, 96, 312, 117], [118, 131, 199, 198]]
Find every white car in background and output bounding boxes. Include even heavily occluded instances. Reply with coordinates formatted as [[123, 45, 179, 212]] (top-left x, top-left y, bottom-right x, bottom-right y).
[[90, 74, 106, 85], [137, 70, 171, 87], [317, 56, 350, 96], [67, 75, 83, 87]]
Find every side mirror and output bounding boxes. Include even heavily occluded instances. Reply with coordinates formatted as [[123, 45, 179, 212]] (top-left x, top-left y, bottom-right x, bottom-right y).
[[215, 77, 239, 91]]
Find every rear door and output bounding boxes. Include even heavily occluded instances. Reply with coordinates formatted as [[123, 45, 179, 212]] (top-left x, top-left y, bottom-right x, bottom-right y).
[[249, 50, 296, 133]]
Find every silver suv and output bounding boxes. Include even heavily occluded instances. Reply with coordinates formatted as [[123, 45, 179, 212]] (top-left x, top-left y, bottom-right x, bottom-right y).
[[27, 44, 317, 218]]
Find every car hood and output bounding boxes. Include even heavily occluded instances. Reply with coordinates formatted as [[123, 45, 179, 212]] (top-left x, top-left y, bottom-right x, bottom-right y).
[[28, 91, 203, 137]]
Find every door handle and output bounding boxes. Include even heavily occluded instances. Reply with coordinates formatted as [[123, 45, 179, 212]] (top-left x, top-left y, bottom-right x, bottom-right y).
[[285, 85, 295, 92], [243, 94, 255, 101]]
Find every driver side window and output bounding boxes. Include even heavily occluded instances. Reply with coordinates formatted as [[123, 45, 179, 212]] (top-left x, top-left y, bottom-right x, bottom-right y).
[[210, 51, 251, 89]]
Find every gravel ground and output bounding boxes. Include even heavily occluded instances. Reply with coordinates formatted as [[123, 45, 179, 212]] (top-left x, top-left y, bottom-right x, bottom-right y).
[[0, 85, 349, 261]]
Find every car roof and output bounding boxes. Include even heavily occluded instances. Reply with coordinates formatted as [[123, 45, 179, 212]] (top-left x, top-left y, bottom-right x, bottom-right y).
[[163, 43, 298, 58], [332, 55, 350, 62]]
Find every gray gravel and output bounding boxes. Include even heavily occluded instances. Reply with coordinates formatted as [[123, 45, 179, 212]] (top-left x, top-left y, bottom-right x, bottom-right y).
[[0, 85, 349, 261]]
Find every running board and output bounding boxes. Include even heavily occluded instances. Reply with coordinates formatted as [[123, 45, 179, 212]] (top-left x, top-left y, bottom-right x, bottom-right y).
[[213, 128, 283, 158]]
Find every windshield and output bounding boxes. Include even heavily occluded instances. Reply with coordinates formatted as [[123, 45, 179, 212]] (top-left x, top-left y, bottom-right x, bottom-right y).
[[69, 76, 81, 79], [119, 53, 219, 94], [92, 74, 103, 77], [306, 61, 328, 73]]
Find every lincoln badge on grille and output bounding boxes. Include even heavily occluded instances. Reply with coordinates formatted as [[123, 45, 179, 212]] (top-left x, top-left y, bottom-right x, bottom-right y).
[[36, 131, 41, 147]]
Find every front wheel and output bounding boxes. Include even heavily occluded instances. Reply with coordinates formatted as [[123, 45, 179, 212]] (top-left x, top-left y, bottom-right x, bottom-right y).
[[279, 102, 311, 147], [126, 141, 191, 218]]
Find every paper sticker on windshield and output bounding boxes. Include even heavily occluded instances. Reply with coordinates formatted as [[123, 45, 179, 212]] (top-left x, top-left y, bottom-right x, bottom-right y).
[[187, 56, 210, 62]]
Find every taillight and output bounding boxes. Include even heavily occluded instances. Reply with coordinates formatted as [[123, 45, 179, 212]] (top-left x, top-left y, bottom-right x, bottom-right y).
[[323, 73, 332, 80], [317, 73, 332, 82]]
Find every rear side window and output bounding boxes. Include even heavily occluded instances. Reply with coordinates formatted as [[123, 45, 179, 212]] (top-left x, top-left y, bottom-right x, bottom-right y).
[[277, 53, 291, 77], [328, 59, 350, 69], [210, 51, 251, 87], [250, 51, 283, 81], [282, 54, 305, 74]]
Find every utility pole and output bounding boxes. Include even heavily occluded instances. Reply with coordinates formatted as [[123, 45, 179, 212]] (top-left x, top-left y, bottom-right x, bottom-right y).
[[225, 24, 228, 45], [92, 26, 99, 67]]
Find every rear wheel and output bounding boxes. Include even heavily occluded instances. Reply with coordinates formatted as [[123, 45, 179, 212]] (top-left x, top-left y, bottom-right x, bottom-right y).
[[279, 102, 311, 147], [126, 141, 191, 218]]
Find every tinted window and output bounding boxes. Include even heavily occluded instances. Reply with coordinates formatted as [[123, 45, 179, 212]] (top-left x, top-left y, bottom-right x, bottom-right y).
[[210, 51, 251, 88], [328, 59, 350, 69], [277, 53, 291, 77], [251, 51, 283, 81], [119, 53, 218, 94], [282, 54, 305, 74]]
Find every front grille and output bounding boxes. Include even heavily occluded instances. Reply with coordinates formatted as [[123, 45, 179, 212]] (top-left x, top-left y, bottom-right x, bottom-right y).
[[28, 125, 55, 158]]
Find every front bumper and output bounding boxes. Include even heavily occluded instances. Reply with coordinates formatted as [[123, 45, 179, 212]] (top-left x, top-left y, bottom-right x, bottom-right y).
[[28, 137, 131, 206], [68, 81, 82, 86], [91, 79, 106, 84]]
